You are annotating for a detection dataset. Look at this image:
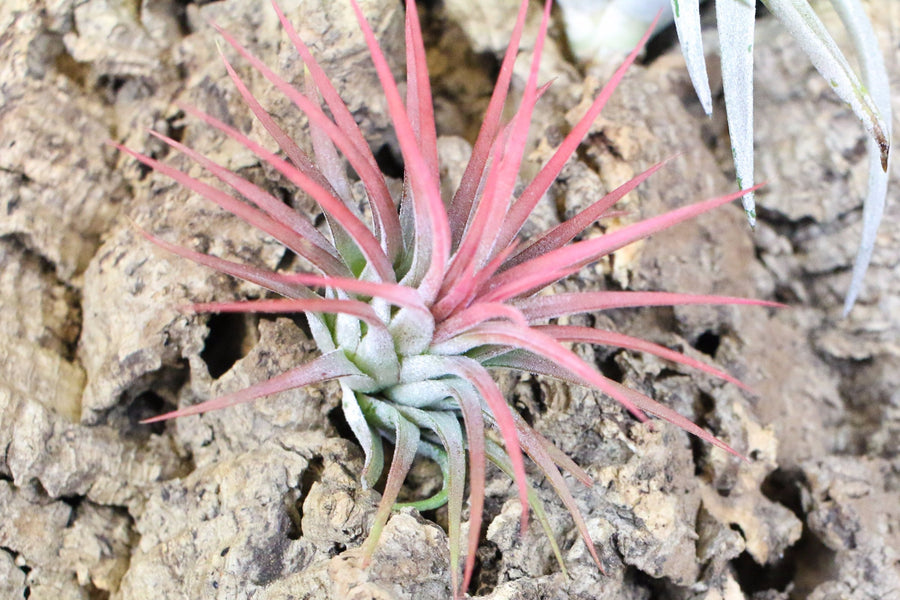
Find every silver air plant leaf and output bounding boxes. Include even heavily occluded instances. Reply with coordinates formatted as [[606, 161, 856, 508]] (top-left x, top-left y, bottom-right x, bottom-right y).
[[559, 0, 892, 313], [671, 0, 891, 314]]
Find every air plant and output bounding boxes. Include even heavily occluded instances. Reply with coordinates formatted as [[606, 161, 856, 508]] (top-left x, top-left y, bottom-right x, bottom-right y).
[[558, 0, 892, 314], [115, 0, 777, 596]]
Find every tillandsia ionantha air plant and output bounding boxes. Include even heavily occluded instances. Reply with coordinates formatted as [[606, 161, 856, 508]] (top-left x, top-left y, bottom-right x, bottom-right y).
[[115, 0, 778, 596], [558, 0, 892, 314]]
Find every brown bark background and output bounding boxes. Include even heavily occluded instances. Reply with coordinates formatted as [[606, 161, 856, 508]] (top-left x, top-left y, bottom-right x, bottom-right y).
[[1, 0, 898, 598]]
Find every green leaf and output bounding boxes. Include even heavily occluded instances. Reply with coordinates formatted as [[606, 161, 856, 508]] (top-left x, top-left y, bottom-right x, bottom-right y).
[[341, 383, 384, 490], [395, 407, 467, 595], [483, 439, 568, 576], [360, 396, 420, 561]]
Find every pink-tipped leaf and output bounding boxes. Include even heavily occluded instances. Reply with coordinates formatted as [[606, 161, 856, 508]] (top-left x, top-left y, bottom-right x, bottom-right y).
[[214, 23, 402, 257], [448, 0, 531, 245], [468, 322, 742, 457], [403, 0, 439, 183], [349, 0, 450, 303], [441, 357, 531, 533], [217, 49, 336, 196], [147, 129, 338, 258], [482, 184, 765, 302], [113, 141, 348, 277], [451, 321, 648, 422], [507, 158, 672, 267], [447, 382, 487, 594], [448, 0, 554, 294], [178, 103, 395, 282], [493, 19, 658, 252], [512, 414, 605, 573], [432, 302, 529, 344], [515, 290, 783, 321], [186, 297, 384, 327], [138, 228, 316, 300], [270, 1, 383, 166], [142, 350, 360, 422], [539, 324, 751, 391]]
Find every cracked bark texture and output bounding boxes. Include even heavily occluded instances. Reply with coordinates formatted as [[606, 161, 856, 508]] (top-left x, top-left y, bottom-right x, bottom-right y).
[[0, 0, 897, 599]]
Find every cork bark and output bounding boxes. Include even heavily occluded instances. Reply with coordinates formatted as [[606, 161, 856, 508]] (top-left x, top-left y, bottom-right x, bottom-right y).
[[1, 0, 897, 598]]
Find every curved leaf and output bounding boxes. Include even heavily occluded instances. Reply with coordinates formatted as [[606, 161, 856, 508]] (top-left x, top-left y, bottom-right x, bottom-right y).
[[830, 0, 892, 314], [761, 0, 889, 169]]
